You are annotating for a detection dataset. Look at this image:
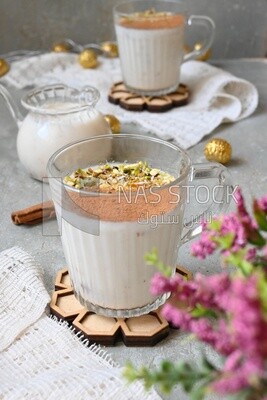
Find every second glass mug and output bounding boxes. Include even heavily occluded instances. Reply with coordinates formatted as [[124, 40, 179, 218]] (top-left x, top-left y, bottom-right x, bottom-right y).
[[48, 134, 231, 318], [114, 0, 215, 96]]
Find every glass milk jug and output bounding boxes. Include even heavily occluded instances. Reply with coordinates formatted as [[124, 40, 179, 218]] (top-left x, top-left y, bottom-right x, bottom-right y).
[[0, 84, 111, 181]]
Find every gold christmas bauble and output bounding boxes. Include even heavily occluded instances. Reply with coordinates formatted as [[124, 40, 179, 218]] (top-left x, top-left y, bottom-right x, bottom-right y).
[[0, 59, 10, 77], [104, 114, 121, 134], [194, 42, 212, 61], [101, 41, 119, 58], [79, 49, 98, 68], [52, 42, 71, 52], [204, 138, 232, 164], [184, 44, 191, 54]]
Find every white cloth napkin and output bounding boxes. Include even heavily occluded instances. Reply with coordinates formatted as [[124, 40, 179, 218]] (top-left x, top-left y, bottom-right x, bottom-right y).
[[1, 53, 258, 149], [0, 247, 161, 400]]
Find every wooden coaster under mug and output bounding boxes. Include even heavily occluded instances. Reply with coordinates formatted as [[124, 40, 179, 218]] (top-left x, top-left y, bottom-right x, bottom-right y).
[[50, 266, 192, 346], [108, 82, 189, 113]]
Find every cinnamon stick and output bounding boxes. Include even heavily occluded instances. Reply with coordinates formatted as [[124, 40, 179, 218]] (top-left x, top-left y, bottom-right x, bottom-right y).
[[11, 200, 56, 225]]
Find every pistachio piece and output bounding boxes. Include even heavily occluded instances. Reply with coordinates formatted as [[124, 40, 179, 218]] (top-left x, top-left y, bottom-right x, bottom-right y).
[[64, 162, 175, 192], [150, 168, 160, 177]]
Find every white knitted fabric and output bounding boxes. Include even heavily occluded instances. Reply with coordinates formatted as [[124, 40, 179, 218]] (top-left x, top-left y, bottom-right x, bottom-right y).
[[0, 247, 161, 400], [0, 247, 50, 351], [1, 52, 258, 148]]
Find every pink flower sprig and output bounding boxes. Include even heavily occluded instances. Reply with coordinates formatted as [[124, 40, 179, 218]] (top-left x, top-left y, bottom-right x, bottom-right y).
[[258, 195, 267, 213], [191, 188, 266, 270], [151, 269, 231, 312], [162, 303, 236, 356], [150, 264, 267, 395], [152, 271, 267, 355], [211, 354, 264, 394], [124, 190, 267, 399]]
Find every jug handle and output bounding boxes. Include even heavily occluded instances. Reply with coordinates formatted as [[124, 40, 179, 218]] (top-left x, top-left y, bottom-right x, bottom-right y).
[[0, 83, 24, 127], [81, 86, 100, 107]]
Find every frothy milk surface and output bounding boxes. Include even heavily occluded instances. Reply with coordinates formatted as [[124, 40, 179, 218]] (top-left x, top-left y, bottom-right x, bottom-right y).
[[115, 13, 185, 93]]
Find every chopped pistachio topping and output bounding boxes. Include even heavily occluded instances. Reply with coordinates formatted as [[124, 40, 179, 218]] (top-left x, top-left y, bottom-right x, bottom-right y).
[[64, 161, 175, 192], [124, 9, 172, 21]]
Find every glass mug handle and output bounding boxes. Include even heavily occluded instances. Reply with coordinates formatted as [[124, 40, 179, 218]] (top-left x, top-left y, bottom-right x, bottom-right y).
[[181, 162, 233, 244], [183, 15, 215, 62]]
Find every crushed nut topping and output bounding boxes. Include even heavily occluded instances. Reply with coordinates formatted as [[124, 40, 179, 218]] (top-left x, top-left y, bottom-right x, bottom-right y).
[[64, 161, 175, 192], [124, 9, 172, 21]]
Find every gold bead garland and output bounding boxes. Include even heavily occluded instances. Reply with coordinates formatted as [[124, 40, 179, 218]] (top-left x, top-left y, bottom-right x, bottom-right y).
[[104, 114, 121, 134], [194, 42, 212, 61], [184, 42, 212, 61], [52, 42, 71, 53], [79, 49, 98, 69], [204, 138, 232, 164], [0, 59, 10, 77], [100, 42, 119, 58]]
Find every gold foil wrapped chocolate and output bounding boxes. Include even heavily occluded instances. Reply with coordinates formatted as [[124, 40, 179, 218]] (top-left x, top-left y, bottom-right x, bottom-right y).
[[204, 138, 232, 164], [104, 114, 121, 134], [52, 42, 71, 53], [0, 59, 10, 77], [195, 42, 212, 61], [79, 49, 98, 68], [100, 42, 119, 58]]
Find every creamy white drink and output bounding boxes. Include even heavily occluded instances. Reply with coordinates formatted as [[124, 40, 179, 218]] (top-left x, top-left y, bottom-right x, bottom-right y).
[[115, 10, 185, 95], [61, 162, 182, 316], [17, 102, 110, 181], [60, 215, 181, 311]]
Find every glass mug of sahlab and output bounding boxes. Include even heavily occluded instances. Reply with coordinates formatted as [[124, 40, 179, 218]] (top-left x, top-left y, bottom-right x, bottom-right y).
[[114, 0, 215, 95], [48, 134, 231, 318]]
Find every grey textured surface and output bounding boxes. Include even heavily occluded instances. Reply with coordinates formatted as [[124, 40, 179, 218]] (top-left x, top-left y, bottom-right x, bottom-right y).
[[0, 59, 267, 399], [0, 0, 267, 58]]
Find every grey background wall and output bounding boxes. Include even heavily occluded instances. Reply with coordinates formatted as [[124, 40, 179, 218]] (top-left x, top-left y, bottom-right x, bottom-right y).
[[0, 0, 266, 59]]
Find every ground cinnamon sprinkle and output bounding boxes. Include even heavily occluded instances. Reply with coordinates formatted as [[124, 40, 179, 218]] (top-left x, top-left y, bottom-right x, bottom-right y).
[[63, 162, 181, 222], [118, 10, 185, 30]]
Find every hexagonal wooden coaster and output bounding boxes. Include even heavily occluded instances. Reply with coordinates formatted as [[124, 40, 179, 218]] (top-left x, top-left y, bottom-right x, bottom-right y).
[[50, 289, 85, 322], [120, 312, 169, 347], [108, 81, 189, 112], [50, 265, 192, 346], [55, 268, 71, 290], [176, 265, 193, 281], [73, 311, 121, 346]]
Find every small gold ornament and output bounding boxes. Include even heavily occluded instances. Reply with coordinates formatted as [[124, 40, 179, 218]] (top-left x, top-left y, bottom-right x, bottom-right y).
[[52, 42, 71, 52], [100, 41, 119, 58], [204, 138, 232, 164], [79, 49, 98, 68], [194, 42, 212, 61], [104, 114, 121, 134], [0, 59, 10, 77], [184, 44, 191, 54]]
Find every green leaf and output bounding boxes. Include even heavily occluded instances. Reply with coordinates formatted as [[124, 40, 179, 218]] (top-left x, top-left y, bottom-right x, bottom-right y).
[[191, 386, 206, 400], [209, 219, 222, 231], [144, 247, 159, 266], [191, 304, 218, 319], [201, 358, 216, 373], [247, 230, 266, 247], [257, 269, 267, 317], [145, 248, 172, 277], [225, 252, 253, 276], [239, 259, 254, 275], [214, 232, 235, 249], [254, 210, 267, 232], [123, 359, 215, 397], [228, 388, 253, 400], [253, 199, 267, 232], [123, 362, 140, 382]]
